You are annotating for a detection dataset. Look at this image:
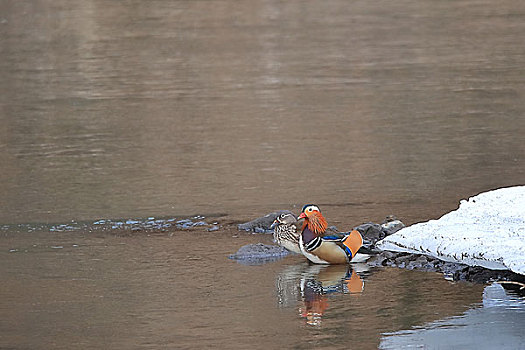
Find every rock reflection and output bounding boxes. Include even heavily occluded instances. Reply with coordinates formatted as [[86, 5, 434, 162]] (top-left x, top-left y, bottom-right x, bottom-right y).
[[277, 263, 367, 326]]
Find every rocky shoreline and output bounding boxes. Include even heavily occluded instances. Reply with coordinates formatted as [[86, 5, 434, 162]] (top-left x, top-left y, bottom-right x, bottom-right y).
[[367, 250, 524, 285], [231, 210, 525, 286]]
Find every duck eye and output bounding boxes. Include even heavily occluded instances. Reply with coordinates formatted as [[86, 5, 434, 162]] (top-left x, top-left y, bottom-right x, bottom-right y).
[[307, 207, 313, 212], [280, 214, 285, 218]]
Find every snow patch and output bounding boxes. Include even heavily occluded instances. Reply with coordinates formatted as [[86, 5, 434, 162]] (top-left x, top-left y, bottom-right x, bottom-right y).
[[377, 186, 525, 275]]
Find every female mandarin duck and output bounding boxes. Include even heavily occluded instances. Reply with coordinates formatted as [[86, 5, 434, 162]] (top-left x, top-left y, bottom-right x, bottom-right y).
[[298, 204, 368, 264], [270, 212, 301, 254]]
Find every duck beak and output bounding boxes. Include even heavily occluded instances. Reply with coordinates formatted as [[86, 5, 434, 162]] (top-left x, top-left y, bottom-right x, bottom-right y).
[[270, 219, 278, 230], [298, 212, 307, 220]]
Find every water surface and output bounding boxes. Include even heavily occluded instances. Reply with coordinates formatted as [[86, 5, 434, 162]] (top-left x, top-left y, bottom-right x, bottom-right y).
[[1, 0, 525, 348], [0, 229, 498, 349], [2, 0, 524, 225]]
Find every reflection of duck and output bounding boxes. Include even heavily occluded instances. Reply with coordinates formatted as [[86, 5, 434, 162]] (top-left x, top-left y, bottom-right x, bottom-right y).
[[298, 204, 369, 264], [300, 266, 364, 326], [276, 263, 366, 326], [300, 278, 329, 327], [270, 212, 301, 254], [301, 264, 365, 296]]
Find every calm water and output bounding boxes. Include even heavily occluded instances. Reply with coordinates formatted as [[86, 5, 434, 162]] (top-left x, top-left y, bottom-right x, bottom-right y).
[[1, 0, 525, 349]]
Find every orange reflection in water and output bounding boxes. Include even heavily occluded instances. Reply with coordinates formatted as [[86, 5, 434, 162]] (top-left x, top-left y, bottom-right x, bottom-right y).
[[295, 265, 365, 326]]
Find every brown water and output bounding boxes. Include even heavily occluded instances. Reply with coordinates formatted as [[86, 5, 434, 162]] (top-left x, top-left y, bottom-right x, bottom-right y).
[[1, 0, 525, 349]]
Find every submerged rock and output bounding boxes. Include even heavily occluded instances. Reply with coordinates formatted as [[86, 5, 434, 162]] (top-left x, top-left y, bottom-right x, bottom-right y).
[[229, 243, 292, 265], [175, 218, 212, 229], [176, 219, 194, 229]]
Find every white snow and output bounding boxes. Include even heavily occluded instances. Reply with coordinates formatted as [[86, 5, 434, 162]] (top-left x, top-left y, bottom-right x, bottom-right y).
[[376, 186, 525, 275]]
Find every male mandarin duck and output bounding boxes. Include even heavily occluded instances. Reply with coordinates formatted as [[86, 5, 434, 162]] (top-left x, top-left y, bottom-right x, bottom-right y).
[[270, 212, 301, 254], [298, 204, 368, 264]]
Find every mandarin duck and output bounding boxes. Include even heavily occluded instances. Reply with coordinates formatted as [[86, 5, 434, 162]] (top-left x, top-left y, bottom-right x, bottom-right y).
[[270, 212, 301, 254], [297, 204, 368, 264]]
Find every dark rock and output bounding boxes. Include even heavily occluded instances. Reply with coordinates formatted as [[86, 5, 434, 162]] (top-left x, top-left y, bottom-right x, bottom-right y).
[[381, 251, 399, 260], [381, 215, 405, 235], [229, 243, 291, 265], [368, 249, 525, 284], [407, 256, 430, 270], [394, 255, 411, 269], [355, 223, 385, 249], [421, 263, 435, 271], [237, 210, 294, 234], [440, 262, 464, 275], [367, 250, 400, 267], [354, 216, 406, 253]]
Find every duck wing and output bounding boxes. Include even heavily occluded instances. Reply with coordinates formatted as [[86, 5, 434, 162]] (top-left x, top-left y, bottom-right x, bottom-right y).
[[321, 230, 364, 261]]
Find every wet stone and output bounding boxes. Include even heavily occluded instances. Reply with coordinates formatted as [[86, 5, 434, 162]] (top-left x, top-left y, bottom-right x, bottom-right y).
[[176, 219, 194, 229], [229, 243, 291, 265], [381, 216, 406, 235], [192, 221, 208, 227], [354, 217, 405, 253], [367, 249, 525, 284]]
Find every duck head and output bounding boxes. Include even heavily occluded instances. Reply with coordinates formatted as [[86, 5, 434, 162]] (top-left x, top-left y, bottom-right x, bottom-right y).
[[270, 212, 297, 229], [298, 204, 328, 235]]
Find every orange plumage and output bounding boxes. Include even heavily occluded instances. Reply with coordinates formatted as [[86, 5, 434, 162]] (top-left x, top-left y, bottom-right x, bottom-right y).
[[300, 210, 328, 236], [343, 229, 363, 258]]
